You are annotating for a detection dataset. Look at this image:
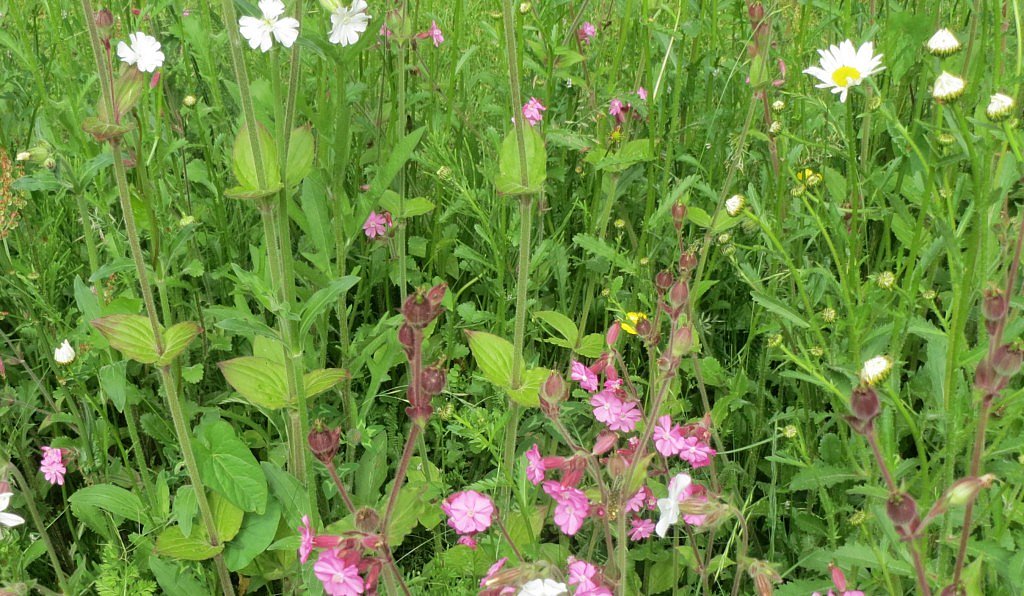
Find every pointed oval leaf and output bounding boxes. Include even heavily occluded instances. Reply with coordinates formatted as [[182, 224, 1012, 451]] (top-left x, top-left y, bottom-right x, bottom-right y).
[[155, 525, 224, 561], [496, 126, 547, 195], [304, 368, 349, 399], [286, 125, 315, 187], [158, 321, 202, 366], [91, 314, 161, 364], [507, 366, 549, 408], [231, 122, 280, 191], [69, 484, 152, 535], [210, 492, 244, 542], [193, 418, 268, 513], [465, 330, 515, 389], [223, 184, 283, 201], [218, 357, 288, 409]]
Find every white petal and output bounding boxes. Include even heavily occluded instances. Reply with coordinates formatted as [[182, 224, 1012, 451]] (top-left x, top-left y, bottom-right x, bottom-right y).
[[259, 0, 286, 20], [0, 511, 25, 527], [273, 19, 300, 47], [0, 492, 10, 510], [117, 41, 136, 64]]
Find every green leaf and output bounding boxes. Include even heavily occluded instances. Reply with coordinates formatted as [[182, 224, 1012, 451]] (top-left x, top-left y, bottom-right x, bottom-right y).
[[751, 291, 810, 329], [149, 556, 208, 595], [355, 431, 388, 506], [573, 233, 639, 276], [91, 314, 160, 364], [465, 330, 514, 388], [789, 465, 859, 491], [218, 357, 288, 409], [575, 333, 605, 358], [304, 368, 348, 399], [299, 276, 359, 337], [285, 125, 315, 187], [224, 184, 283, 200], [534, 310, 578, 345], [69, 484, 151, 538], [210, 492, 244, 542], [98, 361, 129, 412], [379, 191, 435, 219], [507, 367, 550, 407], [174, 486, 197, 538], [262, 462, 309, 527], [366, 127, 426, 202], [155, 525, 224, 561], [583, 139, 653, 172], [193, 418, 269, 513], [223, 500, 281, 572], [158, 321, 202, 366], [231, 122, 281, 191], [496, 126, 547, 195]]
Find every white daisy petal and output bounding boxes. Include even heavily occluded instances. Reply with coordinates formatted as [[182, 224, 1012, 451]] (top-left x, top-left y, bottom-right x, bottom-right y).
[[803, 39, 884, 103]]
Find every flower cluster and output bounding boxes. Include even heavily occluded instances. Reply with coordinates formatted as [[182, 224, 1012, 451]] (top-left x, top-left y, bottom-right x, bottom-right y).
[[652, 414, 716, 467], [522, 97, 547, 126], [298, 516, 384, 595], [477, 556, 612, 595], [237, 0, 371, 52], [570, 357, 642, 433], [39, 445, 67, 486]]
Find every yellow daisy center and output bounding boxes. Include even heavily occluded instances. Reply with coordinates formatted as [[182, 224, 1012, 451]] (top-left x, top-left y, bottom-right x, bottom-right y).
[[831, 65, 861, 87]]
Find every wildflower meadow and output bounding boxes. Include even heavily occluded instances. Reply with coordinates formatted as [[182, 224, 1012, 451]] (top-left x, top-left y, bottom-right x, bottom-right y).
[[2, 0, 1024, 594]]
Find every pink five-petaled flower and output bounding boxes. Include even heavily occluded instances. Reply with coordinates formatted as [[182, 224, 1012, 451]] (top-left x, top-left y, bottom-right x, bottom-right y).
[[427, 20, 444, 47], [298, 515, 315, 563], [577, 21, 596, 44], [362, 211, 392, 239], [608, 99, 624, 118], [39, 446, 66, 486], [570, 360, 599, 392], [606, 398, 641, 432], [442, 490, 494, 539], [590, 389, 621, 425], [525, 444, 546, 485], [653, 415, 687, 457], [812, 564, 865, 596], [567, 557, 599, 591], [629, 517, 654, 540], [314, 548, 365, 595], [637, 86, 648, 100], [522, 97, 546, 126], [624, 486, 653, 513], [677, 436, 716, 469], [542, 481, 589, 535]]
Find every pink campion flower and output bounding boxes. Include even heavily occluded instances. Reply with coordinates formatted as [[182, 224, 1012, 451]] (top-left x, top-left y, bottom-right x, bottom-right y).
[[552, 487, 589, 535], [458, 535, 478, 548], [379, 22, 392, 37], [677, 437, 716, 469], [606, 399, 641, 433], [567, 557, 598, 590], [608, 99, 624, 118], [362, 210, 392, 239], [629, 517, 654, 540], [812, 564, 865, 596], [624, 486, 653, 513], [298, 515, 315, 563], [570, 360, 599, 392], [521, 97, 546, 126], [636, 86, 648, 100], [525, 444, 546, 485], [653, 415, 686, 457], [39, 446, 66, 486], [577, 21, 596, 44], [427, 20, 444, 47], [480, 557, 509, 588], [441, 490, 494, 535], [314, 549, 365, 595]]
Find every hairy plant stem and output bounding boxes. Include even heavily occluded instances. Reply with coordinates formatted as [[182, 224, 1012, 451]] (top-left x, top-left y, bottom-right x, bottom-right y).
[[7, 463, 69, 594], [324, 460, 358, 516]]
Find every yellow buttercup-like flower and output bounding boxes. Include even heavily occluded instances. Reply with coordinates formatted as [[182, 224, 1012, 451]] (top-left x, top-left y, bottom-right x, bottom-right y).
[[620, 312, 648, 335]]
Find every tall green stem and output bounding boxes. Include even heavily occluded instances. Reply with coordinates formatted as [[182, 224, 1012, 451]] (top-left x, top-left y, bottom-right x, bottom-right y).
[[6, 463, 69, 594]]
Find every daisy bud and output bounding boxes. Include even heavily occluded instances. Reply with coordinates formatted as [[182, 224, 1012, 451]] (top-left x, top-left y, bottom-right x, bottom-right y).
[[768, 120, 782, 135], [926, 28, 961, 57], [54, 340, 76, 365], [519, 2, 531, 13], [307, 422, 342, 465], [725, 194, 746, 217], [986, 93, 1015, 122], [43, 157, 56, 170], [937, 132, 956, 146], [932, 71, 966, 104], [671, 202, 687, 230], [886, 491, 919, 531], [771, 99, 785, 113], [183, 94, 197, 107], [859, 355, 893, 386], [820, 307, 837, 324], [876, 271, 896, 290]]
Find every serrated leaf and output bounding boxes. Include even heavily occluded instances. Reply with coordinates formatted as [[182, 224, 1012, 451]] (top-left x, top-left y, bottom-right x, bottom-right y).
[[232, 122, 280, 191], [91, 314, 161, 364], [158, 321, 202, 366], [218, 357, 288, 409], [155, 525, 224, 561], [495, 126, 547, 195], [304, 368, 348, 398], [789, 465, 859, 491], [465, 330, 514, 388], [193, 418, 268, 513], [285, 125, 315, 187]]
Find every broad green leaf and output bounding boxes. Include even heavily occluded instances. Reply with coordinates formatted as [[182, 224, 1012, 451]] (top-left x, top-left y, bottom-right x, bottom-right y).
[[218, 357, 288, 409], [158, 321, 202, 366], [223, 500, 282, 571], [91, 314, 160, 364], [262, 462, 309, 527], [573, 233, 639, 276], [507, 367, 550, 407], [285, 125, 315, 187], [174, 486, 197, 538], [575, 333, 605, 358], [193, 418, 268, 513], [155, 525, 224, 561], [496, 126, 547, 195], [149, 556, 208, 595], [355, 431, 388, 506], [534, 310, 578, 345], [366, 127, 426, 202], [304, 368, 348, 399], [465, 330, 514, 388], [379, 191, 435, 219], [69, 484, 151, 539], [210, 492, 244, 542], [789, 465, 859, 491], [299, 276, 359, 337], [98, 361, 129, 412], [231, 122, 281, 191], [583, 139, 653, 172], [224, 184, 283, 201]]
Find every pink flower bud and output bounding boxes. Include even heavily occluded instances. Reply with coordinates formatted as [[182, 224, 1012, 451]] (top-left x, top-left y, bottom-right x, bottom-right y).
[[592, 430, 617, 455], [886, 492, 919, 531], [355, 507, 382, 533], [982, 287, 1008, 322], [990, 344, 1023, 378], [307, 422, 342, 465], [420, 365, 446, 396], [945, 474, 996, 507], [655, 270, 674, 293], [668, 281, 689, 310], [605, 321, 621, 347], [670, 325, 694, 358], [671, 202, 687, 231], [678, 251, 698, 272], [426, 283, 447, 308], [541, 371, 567, 405]]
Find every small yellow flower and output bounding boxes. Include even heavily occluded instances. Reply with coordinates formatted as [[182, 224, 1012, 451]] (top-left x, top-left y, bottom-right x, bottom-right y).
[[797, 168, 823, 187], [860, 355, 893, 386], [620, 312, 648, 335]]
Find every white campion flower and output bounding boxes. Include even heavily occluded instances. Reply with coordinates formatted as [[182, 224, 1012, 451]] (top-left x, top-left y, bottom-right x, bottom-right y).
[[655, 472, 692, 537], [517, 579, 568, 595], [926, 28, 961, 57], [987, 93, 1015, 122], [239, 0, 300, 52], [803, 40, 885, 103], [117, 32, 165, 73], [933, 71, 966, 103], [0, 492, 26, 530], [328, 0, 371, 47], [54, 340, 76, 365]]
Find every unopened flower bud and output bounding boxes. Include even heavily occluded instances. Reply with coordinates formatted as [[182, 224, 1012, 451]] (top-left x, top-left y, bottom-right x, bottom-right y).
[[746, 558, 782, 596], [974, 358, 1006, 395], [678, 252, 698, 272], [655, 270, 674, 293], [725, 194, 746, 217], [635, 317, 653, 339], [426, 283, 447, 308], [420, 365, 446, 396], [402, 287, 444, 328], [987, 93, 1015, 122], [944, 474, 996, 508], [850, 386, 880, 422], [990, 344, 1023, 378], [541, 371, 567, 406], [606, 453, 628, 478], [671, 202, 687, 230], [592, 430, 617, 455], [95, 8, 113, 37], [668, 281, 689, 310], [926, 28, 961, 57], [771, 99, 785, 113], [308, 422, 342, 465], [605, 322, 621, 348], [183, 94, 197, 107], [982, 287, 1008, 322], [355, 507, 382, 533], [398, 323, 416, 355], [886, 492, 919, 530], [670, 325, 694, 357]]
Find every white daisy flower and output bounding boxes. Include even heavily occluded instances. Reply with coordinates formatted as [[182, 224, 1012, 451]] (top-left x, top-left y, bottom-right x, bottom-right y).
[[54, 339, 76, 365], [927, 28, 961, 57], [517, 579, 568, 595], [0, 492, 26, 530], [803, 40, 885, 103], [725, 194, 746, 217], [239, 0, 300, 52], [933, 72, 966, 103], [860, 355, 893, 386], [328, 0, 371, 47], [117, 32, 165, 73], [987, 93, 1015, 121]]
